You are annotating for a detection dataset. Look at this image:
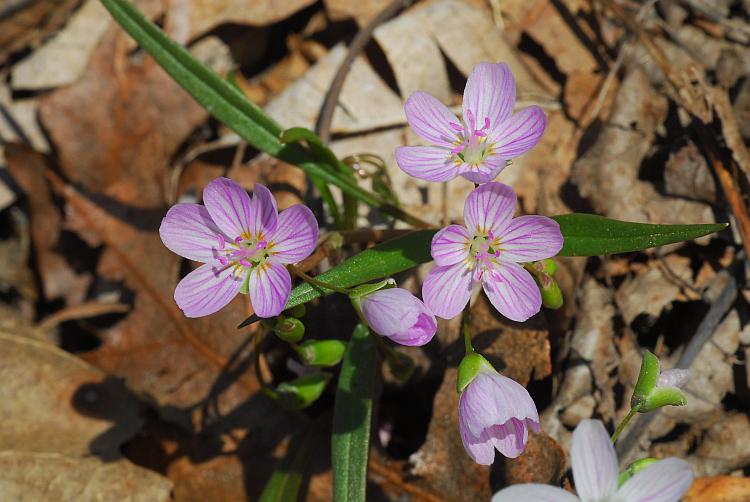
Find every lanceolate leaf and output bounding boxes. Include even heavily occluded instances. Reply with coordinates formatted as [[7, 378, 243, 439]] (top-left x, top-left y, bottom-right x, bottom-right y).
[[554, 214, 727, 256], [100, 0, 428, 229], [331, 324, 376, 502], [239, 216, 725, 327]]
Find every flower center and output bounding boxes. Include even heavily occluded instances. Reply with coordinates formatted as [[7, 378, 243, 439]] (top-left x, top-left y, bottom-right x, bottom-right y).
[[216, 234, 270, 270], [450, 111, 492, 166], [468, 233, 501, 281]]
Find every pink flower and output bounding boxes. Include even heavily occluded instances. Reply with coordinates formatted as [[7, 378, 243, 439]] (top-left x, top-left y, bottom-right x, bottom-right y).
[[459, 367, 540, 463], [395, 62, 546, 184], [492, 419, 694, 502], [422, 182, 563, 321], [159, 177, 318, 318], [361, 288, 437, 346]]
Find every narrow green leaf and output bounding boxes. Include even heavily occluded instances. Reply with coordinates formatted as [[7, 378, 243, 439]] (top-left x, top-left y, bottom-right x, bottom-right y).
[[332, 324, 376, 502], [554, 214, 727, 256], [100, 0, 428, 227], [239, 216, 725, 327], [259, 417, 326, 502]]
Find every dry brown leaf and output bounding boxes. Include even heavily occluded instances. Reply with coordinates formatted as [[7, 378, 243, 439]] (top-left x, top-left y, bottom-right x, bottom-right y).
[[685, 476, 750, 502], [664, 142, 717, 203], [324, 0, 392, 25], [687, 413, 750, 476], [0, 0, 79, 64], [0, 331, 143, 458], [39, 31, 207, 207], [0, 451, 172, 502]]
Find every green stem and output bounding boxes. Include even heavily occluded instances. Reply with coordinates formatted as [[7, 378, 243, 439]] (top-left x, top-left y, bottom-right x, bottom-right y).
[[289, 265, 351, 295], [611, 408, 637, 444], [462, 304, 474, 354]]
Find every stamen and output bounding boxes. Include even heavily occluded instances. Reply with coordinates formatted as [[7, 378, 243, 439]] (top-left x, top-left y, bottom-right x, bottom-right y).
[[234, 236, 243, 245], [217, 256, 228, 265], [449, 122, 464, 132], [217, 234, 226, 249], [466, 110, 476, 132], [451, 141, 468, 155], [473, 117, 491, 138], [255, 240, 267, 250], [239, 258, 253, 267]]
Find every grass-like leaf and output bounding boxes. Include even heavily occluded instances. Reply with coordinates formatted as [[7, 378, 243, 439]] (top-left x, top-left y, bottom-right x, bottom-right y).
[[332, 324, 375, 502]]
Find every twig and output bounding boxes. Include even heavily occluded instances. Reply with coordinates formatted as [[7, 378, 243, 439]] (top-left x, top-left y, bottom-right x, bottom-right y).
[[36, 301, 130, 333], [315, 0, 412, 143], [615, 271, 738, 461]]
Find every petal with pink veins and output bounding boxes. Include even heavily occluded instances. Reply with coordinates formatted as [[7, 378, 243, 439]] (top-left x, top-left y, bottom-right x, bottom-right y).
[[203, 177, 257, 238], [247, 183, 279, 238], [617, 458, 693, 502], [395, 146, 457, 182], [404, 91, 461, 146], [570, 419, 619, 501], [174, 262, 243, 318], [249, 261, 292, 318], [422, 263, 473, 319], [463, 182, 516, 237], [482, 260, 541, 322], [269, 205, 319, 264], [159, 203, 226, 263], [499, 215, 563, 262], [489, 106, 546, 159], [492, 484, 579, 502], [462, 62, 516, 134], [431, 225, 471, 266]]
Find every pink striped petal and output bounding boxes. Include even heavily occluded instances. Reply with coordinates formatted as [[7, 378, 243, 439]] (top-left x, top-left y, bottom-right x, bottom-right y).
[[463, 182, 516, 237], [463, 62, 516, 133], [159, 203, 225, 263], [617, 458, 693, 502], [395, 146, 457, 182], [499, 215, 563, 262], [174, 262, 243, 318], [489, 106, 546, 159], [361, 288, 437, 346], [269, 205, 319, 264], [422, 263, 473, 319], [457, 155, 508, 184], [203, 178, 278, 239], [492, 484, 578, 502], [431, 224, 471, 266], [482, 261, 541, 322], [459, 415, 497, 465], [247, 183, 279, 238], [249, 261, 292, 318], [404, 91, 461, 147], [570, 419, 619, 501]]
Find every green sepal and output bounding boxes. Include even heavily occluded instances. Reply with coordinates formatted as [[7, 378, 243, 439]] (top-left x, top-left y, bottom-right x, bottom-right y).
[[457, 352, 495, 393], [273, 317, 305, 343], [276, 372, 332, 410], [348, 278, 395, 300], [642, 387, 688, 412], [617, 458, 658, 487], [631, 351, 660, 410], [239, 272, 251, 295], [297, 339, 347, 367]]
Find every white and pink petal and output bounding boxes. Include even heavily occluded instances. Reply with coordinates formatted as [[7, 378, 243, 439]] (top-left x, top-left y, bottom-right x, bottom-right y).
[[174, 262, 243, 318], [492, 484, 579, 502], [422, 263, 474, 320], [462, 62, 516, 134], [431, 225, 471, 266], [249, 261, 292, 318], [463, 182, 517, 239], [499, 215, 563, 263], [489, 106, 546, 159], [159, 203, 225, 263], [395, 146, 458, 182], [570, 419, 619, 501], [203, 177, 257, 239], [482, 260, 541, 322], [617, 458, 693, 502], [269, 205, 319, 264], [404, 91, 461, 147], [248, 183, 279, 238]]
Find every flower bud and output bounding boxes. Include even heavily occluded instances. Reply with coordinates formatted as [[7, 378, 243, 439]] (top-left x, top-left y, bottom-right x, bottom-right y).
[[538, 273, 563, 309], [456, 352, 494, 393], [273, 316, 305, 343], [275, 372, 331, 410], [296, 339, 347, 367], [359, 287, 436, 346], [632, 351, 689, 413]]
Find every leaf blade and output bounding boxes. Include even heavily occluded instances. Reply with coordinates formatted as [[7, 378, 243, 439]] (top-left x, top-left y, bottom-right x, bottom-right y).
[[332, 324, 376, 502]]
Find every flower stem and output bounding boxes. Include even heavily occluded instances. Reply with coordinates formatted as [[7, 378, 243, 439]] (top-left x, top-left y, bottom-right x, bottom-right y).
[[289, 264, 351, 295], [462, 304, 474, 354], [611, 408, 637, 444]]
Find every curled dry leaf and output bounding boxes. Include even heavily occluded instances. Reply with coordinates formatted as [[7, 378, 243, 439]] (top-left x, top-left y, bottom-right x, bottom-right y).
[[0, 451, 172, 502]]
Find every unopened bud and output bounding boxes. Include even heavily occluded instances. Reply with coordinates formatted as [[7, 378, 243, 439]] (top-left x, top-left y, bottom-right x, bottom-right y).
[[274, 317, 305, 343], [539, 273, 563, 309], [297, 339, 347, 367], [456, 352, 495, 393], [632, 351, 689, 413], [618, 458, 658, 487], [276, 372, 331, 410]]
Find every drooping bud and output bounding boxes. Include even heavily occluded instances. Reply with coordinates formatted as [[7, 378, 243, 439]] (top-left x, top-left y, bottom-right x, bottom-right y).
[[526, 262, 563, 310], [296, 339, 347, 367], [456, 352, 495, 393], [275, 372, 331, 410], [273, 316, 305, 343], [632, 351, 689, 413]]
